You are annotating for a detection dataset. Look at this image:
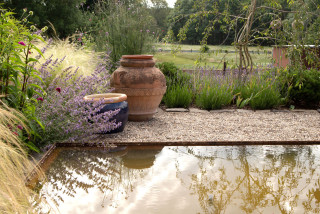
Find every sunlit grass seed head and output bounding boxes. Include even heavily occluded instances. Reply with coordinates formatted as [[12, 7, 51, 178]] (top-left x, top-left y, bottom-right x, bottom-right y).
[[36, 39, 105, 78]]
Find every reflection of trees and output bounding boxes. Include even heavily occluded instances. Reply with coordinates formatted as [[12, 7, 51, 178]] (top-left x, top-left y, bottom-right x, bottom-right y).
[[174, 146, 320, 214], [37, 146, 163, 209]]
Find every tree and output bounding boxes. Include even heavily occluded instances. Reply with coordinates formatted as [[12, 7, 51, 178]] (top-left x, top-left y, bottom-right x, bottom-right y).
[[171, 0, 320, 79], [149, 0, 171, 39], [1, 0, 88, 38]]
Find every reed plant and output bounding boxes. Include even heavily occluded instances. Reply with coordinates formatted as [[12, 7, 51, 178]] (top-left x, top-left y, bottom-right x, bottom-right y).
[[90, 0, 156, 69], [0, 102, 42, 213]]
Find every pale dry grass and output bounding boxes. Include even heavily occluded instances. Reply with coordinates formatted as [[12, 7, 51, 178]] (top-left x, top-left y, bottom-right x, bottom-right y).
[[37, 39, 106, 77], [0, 102, 42, 213]]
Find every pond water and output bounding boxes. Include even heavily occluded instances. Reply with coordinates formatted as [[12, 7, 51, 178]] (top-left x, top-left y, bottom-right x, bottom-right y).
[[36, 145, 320, 214]]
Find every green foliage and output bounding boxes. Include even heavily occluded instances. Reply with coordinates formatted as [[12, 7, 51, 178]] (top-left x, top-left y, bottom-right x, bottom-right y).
[[271, 1, 320, 70], [196, 82, 233, 110], [279, 67, 320, 107], [200, 44, 210, 53], [163, 84, 193, 108], [3, 0, 88, 38], [168, 0, 241, 45], [0, 7, 45, 151], [149, 0, 171, 39], [157, 62, 193, 108], [89, 0, 157, 68], [156, 62, 191, 88], [235, 72, 283, 110]]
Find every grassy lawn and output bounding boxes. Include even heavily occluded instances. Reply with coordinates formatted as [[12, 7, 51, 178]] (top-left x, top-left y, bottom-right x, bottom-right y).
[[153, 43, 273, 69]]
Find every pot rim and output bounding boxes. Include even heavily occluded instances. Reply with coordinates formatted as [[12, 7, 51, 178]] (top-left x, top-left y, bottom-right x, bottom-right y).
[[122, 55, 153, 59], [83, 93, 127, 104]]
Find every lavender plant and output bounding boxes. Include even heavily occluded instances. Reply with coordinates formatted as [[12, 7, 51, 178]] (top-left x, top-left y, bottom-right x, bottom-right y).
[[35, 52, 121, 145], [195, 69, 234, 110], [192, 66, 283, 110], [234, 68, 283, 109], [164, 84, 193, 108]]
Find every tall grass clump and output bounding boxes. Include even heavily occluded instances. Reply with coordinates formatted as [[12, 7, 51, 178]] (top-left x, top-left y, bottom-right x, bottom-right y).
[[0, 102, 42, 213], [89, 0, 156, 69], [36, 38, 107, 80], [194, 69, 234, 110]]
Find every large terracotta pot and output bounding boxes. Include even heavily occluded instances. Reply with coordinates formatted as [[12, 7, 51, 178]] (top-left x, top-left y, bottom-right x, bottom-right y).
[[110, 55, 166, 121]]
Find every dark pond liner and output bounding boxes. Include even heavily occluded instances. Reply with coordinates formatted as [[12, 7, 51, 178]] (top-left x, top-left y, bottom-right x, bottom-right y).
[[26, 140, 320, 185]]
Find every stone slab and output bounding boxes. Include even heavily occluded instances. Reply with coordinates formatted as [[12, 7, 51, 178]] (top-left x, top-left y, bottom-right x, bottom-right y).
[[210, 109, 236, 113], [165, 108, 189, 112], [271, 109, 290, 113], [236, 109, 254, 113], [254, 110, 271, 113], [290, 109, 319, 113], [189, 108, 209, 113]]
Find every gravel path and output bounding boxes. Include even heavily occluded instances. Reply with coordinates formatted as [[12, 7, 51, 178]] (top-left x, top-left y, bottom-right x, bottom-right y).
[[83, 108, 320, 144]]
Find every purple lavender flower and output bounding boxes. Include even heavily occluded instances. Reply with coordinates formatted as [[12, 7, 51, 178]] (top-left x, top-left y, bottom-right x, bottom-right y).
[[33, 49, 120, 144]]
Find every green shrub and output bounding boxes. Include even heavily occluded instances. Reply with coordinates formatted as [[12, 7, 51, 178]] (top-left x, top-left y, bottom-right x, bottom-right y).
[[157, 62, 191, 88], [0, 7, 46, 151], [3, 0, 88, 38], [196, 82, 233, 110], [163, 84, 193, 108], [281, 68, 320, 107]]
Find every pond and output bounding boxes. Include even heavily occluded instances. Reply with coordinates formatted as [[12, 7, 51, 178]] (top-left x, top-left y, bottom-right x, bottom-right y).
[[35, 145, 320, 214]]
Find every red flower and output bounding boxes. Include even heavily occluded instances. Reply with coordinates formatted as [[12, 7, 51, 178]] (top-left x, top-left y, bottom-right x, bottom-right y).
[[56, 87, 61, 93], [18, 41, 26, 46], [17, 125, 23, 130], [37, 97, 44, 101], [13, 132, 18, 136]]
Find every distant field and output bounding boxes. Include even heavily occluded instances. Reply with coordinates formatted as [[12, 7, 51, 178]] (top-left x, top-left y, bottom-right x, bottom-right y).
[[153, 43, 273, 70]]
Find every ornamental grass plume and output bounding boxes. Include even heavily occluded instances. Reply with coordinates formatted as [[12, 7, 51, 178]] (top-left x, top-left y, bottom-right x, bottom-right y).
[[35, 39, 107, 80], [0, 102, 43, 213], [34, 46, 121, 145]]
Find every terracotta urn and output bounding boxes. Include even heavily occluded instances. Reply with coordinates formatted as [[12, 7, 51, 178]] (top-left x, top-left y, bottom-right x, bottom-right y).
[[83, 93, 129, 133], [110, 55, 166, 121]]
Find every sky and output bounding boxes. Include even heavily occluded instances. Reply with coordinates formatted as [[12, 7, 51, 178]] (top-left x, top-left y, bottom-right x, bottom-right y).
[[166, 0, 176, 8]]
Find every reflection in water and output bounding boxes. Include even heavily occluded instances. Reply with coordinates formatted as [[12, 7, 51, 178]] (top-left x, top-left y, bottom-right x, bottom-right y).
[[37, 146, 320, 214]]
